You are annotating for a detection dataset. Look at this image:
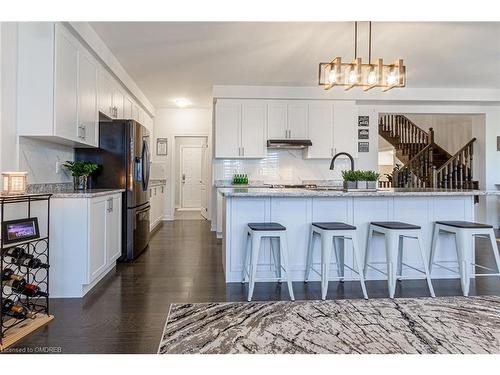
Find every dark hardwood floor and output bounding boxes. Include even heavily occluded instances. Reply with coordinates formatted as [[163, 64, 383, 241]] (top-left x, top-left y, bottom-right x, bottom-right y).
[[6, 220, 500, 354]]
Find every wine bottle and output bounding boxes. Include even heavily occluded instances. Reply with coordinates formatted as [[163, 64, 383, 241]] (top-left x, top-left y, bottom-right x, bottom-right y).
[[14, 283, 48, 298], [1, 268, 15, 281], [1, 298, 35, 319], [14, 257, 49, 269], [4, 247, 28, 259]]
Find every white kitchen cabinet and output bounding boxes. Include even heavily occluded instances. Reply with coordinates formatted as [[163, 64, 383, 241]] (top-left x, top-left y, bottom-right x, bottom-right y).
[[215, 99, 266, 159], [267, 101, 287, 139], [333, 101, 358, 157], [305, 101, 334, 159], [112, 86, 125, 119], [18, 23, 97, 147], [77, 52, 98, 146], [98, 69, 114, 118], [50, 193, 122, 298], [150, 183, 165, 231], [287, 101, 308, 139], [123, 96, 133, 119]]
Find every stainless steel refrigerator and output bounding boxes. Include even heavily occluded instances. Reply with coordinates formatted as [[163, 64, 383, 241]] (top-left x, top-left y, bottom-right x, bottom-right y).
[[75, 120, 151, 261]]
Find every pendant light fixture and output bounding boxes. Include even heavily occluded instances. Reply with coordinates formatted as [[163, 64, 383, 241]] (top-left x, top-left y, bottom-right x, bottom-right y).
[[318, 22, 406, 91]]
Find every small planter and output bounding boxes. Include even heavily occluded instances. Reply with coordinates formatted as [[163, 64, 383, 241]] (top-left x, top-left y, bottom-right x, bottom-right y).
[[73, 175, 89, 190], [366, 181, 377, 190], [356, 181, 368, 189], [343, 181, 357, 190]]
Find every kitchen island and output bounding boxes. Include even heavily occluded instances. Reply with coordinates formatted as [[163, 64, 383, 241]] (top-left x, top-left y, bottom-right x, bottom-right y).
[[219, 188, 499, 283]]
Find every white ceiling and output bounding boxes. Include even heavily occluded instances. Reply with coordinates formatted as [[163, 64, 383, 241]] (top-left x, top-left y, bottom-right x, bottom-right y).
[[89, 22, 500, 109]]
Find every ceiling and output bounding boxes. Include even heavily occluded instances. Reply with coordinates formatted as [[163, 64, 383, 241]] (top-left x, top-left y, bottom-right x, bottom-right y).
[[89, 22, 500, 109]]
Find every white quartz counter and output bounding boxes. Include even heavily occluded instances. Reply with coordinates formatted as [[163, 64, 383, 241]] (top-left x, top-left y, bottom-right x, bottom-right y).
[[220, 188, 499, 198]]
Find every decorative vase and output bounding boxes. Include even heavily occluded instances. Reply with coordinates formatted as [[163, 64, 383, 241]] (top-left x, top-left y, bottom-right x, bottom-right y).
[[74, 175, 88, 190]]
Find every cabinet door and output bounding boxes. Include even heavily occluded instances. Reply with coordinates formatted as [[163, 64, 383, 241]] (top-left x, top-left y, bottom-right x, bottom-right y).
[[267, 101, 287, 139], [215, 100, 241, 158], [333, 101, 358, 157], [54, 27, 78, 141], [89, 198, 107, 282], [305, 102, 334, 159], [123, 97, 133, 119], [78, 53, 98, 146], [133, 104, 140, 122], [106, 195, 122, 264], [98, 70, 113, 118], [112, 87, 124, 119], [240, 101, 266, 158], [287, 101, 308, 139]]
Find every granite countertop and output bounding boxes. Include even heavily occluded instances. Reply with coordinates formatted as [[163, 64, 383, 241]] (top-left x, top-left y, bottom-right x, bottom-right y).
[[51, 189, 125, 198], [219, 187, 500, 198]]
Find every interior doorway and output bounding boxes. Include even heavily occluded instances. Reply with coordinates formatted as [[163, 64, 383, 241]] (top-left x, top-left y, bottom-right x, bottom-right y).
[[174, 136, 208, 220]]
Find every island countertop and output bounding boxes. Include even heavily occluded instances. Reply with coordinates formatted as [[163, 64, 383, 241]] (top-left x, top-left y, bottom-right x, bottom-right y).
[[219, 187, 500, 198]]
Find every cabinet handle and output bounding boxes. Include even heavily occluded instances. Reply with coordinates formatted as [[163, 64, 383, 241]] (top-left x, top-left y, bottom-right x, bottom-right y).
[[161, 186, 164, 193], [242, 147, 244, 157], [82, 125, 86, 140], [107, 198, 113, 212]]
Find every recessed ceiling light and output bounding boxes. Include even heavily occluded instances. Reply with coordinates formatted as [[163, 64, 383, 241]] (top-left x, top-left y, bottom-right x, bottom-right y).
[[174, 98, 191, 108]]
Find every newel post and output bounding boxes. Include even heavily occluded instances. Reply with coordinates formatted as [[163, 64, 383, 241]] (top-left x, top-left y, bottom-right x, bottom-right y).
[[428, 127, 434, 145]]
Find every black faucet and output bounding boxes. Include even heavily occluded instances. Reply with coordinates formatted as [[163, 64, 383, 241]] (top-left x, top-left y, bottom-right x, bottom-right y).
[[330, 152, 355, 171]]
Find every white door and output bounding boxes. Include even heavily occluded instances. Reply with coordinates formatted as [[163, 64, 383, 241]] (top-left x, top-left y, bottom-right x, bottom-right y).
[[181, 146, 203, 209], [240, 101, 266, 158], [305, 102, 334, 159], [89, 198, 107, 282], [55, 26, 78, 142], [106, 195, 121, 264], [78, 52, 98, 146], [215, 100, 241, 158], [287, 101, 308, 139], [200, 144, 208, 219], [267, 101, 287, 139]]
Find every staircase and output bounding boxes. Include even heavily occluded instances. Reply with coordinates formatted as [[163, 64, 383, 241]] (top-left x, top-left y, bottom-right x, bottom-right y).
[[379, 114, 477, 189]]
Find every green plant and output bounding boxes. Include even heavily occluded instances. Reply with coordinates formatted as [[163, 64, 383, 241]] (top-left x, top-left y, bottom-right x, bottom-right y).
[[342, 170, 380, 181], [63, 160, 99, 177]]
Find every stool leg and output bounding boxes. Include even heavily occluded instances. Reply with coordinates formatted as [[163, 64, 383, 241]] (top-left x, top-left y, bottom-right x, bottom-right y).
[[487, 229, 500, 275], [304, 227, 316, 283], [417, 232, 435, 297], [270, 237, 282, 283], [351, 235, 368, 299], [333, 237, 345, 282], [364, 226, 374, 278], [242, 231, 251, 284], [279, 233, 295, 301], [248, 234, 262, 302], [455, 231, 470, 297], [429, 225, 440, 274], [397, 236, 404, 281], [385, 232, 399, 299], [321, 233, 333, 300]]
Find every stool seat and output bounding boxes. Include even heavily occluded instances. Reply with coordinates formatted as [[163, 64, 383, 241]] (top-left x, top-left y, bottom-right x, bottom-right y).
[[248, 222, 286, 231], [312, 222, 356, 231], [436, 221, 493, 229], [371, 221, 421, 230]]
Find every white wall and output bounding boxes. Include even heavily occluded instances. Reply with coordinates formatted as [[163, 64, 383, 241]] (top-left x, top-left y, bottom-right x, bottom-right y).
[[153, 108, 212, 220]]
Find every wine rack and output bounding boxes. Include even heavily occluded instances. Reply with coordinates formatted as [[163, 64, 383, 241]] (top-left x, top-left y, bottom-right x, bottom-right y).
[[1, 193, 54, 351]]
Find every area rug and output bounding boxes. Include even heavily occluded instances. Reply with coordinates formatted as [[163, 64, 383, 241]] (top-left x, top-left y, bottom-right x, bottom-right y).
[[158, 295, 500, 354]]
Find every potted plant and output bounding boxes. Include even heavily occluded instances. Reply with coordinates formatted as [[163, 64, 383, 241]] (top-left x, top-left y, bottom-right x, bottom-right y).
[[362, 170, 380, 190], [63, 160, 99, 190], [341, 170, 360, 190]]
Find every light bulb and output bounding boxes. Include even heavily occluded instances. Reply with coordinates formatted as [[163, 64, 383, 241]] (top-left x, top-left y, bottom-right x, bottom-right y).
[[367, 70, 377, 85], [328, 68, 337, 84], [348, 69, 358, 84], [386, 70, 398, 85]]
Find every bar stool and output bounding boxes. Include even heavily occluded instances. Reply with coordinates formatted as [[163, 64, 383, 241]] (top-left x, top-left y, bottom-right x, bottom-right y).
[[430, 221, 500, 296], [304, 222, 368, 300], [364, 221, 435, 299], [242, 222, 295, 302]]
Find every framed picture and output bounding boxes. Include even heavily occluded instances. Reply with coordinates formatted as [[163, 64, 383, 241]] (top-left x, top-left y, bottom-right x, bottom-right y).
[[1, 217, 40, 245], [358, 142, 369, 153], [358, 129, 369, 139], [156, 138, 168, 156], [358, 115, 369, 127]]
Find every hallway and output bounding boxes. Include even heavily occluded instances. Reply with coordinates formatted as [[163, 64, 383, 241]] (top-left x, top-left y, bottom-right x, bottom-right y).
[[9, 220, 500, 354]]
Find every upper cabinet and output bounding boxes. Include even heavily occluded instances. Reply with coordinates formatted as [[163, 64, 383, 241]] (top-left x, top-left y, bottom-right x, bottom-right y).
[[17, 23, 154, 148], [215, 99, 266, 159], [214, 98, 358, 160]]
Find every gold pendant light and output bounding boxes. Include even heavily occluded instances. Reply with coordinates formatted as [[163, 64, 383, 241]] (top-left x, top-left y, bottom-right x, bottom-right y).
[[318, 22, 406, 91]]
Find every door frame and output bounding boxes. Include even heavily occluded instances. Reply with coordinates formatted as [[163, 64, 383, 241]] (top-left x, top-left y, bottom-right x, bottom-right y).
[[179, 144, 204, 211], [170, 134, 210, 219]]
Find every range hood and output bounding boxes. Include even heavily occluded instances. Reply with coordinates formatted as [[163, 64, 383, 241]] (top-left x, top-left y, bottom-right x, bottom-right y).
[[267, 139, 313, 149]]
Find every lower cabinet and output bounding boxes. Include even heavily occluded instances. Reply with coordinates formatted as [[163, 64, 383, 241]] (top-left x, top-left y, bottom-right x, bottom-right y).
[[50, 193, 122, 298], [149, 183, 165, 231]]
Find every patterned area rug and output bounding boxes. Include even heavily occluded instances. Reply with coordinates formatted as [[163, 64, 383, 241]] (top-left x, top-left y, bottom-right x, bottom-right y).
[[158, 296, 500, 354]]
